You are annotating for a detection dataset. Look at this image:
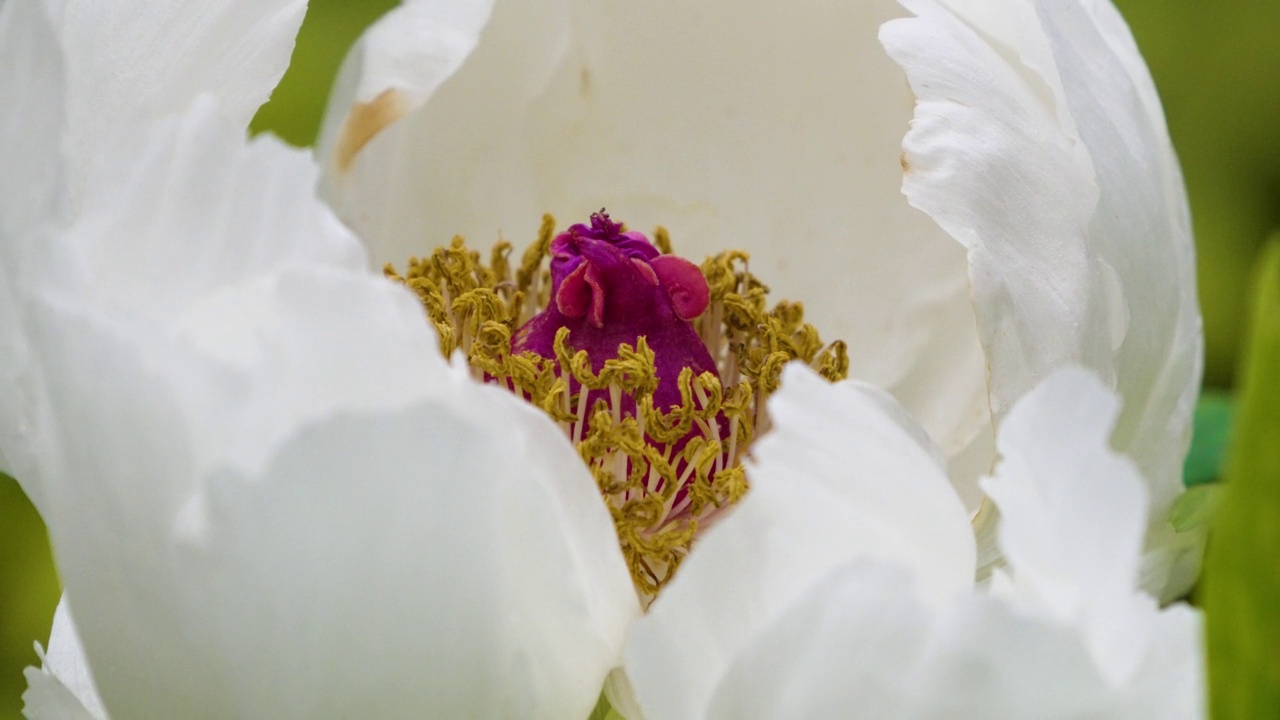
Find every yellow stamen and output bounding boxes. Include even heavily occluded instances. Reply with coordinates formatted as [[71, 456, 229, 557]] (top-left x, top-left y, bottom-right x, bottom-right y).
[[387, 216, 849, 600]]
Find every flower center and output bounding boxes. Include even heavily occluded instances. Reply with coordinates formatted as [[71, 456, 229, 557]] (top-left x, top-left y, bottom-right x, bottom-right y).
[[387, 212, 848, 601]]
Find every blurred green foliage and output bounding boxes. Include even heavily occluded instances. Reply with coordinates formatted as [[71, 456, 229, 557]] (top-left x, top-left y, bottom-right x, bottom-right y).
[[0, 475, 60, 719], [1206, 240, 1280, 718], [2, 1, 1278, 716], [1114, 0, 1280, 387], [1184, 392, 1234, 486], [251, 0, 399, 146]]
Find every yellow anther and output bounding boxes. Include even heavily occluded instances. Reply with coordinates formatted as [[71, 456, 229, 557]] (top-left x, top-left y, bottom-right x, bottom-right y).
[[387, 220, 849, 600], [653, 226, 674, 255]]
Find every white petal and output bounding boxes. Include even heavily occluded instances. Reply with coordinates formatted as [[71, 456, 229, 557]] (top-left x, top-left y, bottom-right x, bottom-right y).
[[35, 320, 635, 716], [22, 669, 100, 720], [9, 95, 364, 510], [0, 0, 66, 509], [0, 0, 65, 244], [602, 667, 644, 720], [882, 0, 1201, 524], [7, 0, 309, 487], [915, 593, 1114, 718], [703, 562, 932, 720], [700, 570, 1109, 719], [912, 593, 1202, 719], [316, 0, 495, 176], [55, 0, 307, 187], [49, 99, 420, 477], [318, 0, 993, 489], [23, 596, 108, 720], [29, 100, 638, 717], [1125, 603, 1205, 718], [981, 367, 1150, 683], [1036, 0, 1203, 599], [61, 95, 367, 327], [644, 559, 1203, 719], [754, 365, 976, 605], [625, 363, 973, 720]]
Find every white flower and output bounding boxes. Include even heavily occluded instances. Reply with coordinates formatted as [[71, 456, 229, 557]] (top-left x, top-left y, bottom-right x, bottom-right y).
[[625, 365, 1204, 719], [1, 0, 1203, 717], [318, 0, 1203, 598]]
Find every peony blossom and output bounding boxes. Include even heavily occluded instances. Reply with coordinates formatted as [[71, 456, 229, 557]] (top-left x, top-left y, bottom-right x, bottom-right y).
[[1, 0, 1203, 717], [318, 0, 1203, 598]]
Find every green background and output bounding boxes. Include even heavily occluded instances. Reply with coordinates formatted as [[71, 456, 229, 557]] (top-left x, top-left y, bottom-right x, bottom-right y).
[[1205, 239, 1280, 718], [2, 0, 1276, 715]]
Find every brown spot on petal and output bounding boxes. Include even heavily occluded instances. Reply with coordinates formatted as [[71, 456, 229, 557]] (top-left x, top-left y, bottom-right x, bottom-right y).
[[900, 152, 911, 174], [335, 88, 410, 174]]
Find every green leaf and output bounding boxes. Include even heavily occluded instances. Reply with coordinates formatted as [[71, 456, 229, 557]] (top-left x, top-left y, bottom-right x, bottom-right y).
[[1169, 483, 1221, 533], [1184, 391, 1234, 487], [1206, 239, 1280, 718]]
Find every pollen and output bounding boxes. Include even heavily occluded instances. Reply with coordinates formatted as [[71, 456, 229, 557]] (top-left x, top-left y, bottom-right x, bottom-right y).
[[387, 213, 848, 602]]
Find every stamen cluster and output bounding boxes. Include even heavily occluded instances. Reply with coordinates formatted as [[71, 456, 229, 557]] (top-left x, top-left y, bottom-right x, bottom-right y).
[[387, 214, 848, 599]]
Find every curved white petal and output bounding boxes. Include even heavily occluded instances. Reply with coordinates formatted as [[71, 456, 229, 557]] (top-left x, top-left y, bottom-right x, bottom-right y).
[[981, 367, 1151, 683], [62, 94, 366, 325], [3, 0, 313, 503], [28, 100, 638, 717], [910, 592, 1202, 719], [625, 364, 973, 720], [601, 667, 644, 720], [704, 561, 932, 719], [21, 670, 99, 720], [55, 0, 307, 187], [639, 553, 1202, 719], [705, 564, 1200, 719], [0, 0, 65, 245], [23, 596, 107, 720], [318, 0, 992, 491], [1037, 0, 1203, 599], [754, 365, 976, 605], [316, 0, 495, 176], [882, 1, 1201, 534], [0, 0, 66, 510]]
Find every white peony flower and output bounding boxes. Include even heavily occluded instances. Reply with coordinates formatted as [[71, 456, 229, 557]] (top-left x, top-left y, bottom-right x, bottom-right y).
[[318, 0, 1203, 598], [1, 0, 1203, 716], [625, 365, 1204, 719]]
